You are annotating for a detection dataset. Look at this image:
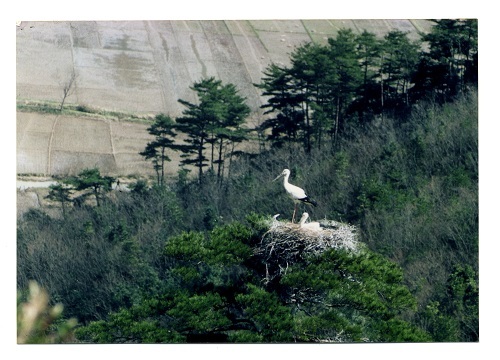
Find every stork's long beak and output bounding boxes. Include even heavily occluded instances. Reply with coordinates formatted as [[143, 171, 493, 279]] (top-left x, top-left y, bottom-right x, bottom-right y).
[[273, 173, 283, 182]]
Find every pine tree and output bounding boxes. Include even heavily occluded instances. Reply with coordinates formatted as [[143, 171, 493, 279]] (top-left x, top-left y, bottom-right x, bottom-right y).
[[380, 30, 420, 109], [256, 63, 303, 148], [176, 77, 250, 183], [257, 44, 336, 151], [140, 114, 176, 186], [45, 183, 73, 216], [327, 29, 363, 146], [355, 30, 382, 120], [76, 219, 429, 343], [212, 83, 250, 180], [65, 168, 114, 207], [289, 43, 337, 152], [414, 19, 478, 100]]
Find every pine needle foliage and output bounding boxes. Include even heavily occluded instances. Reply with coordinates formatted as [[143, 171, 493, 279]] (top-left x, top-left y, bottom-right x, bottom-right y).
[[76, 216, 428, 343]]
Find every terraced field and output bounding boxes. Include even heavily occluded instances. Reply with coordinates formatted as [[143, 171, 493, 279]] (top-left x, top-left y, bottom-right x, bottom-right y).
[[17, 111, 162, 177], [16, 20, 433, 178]]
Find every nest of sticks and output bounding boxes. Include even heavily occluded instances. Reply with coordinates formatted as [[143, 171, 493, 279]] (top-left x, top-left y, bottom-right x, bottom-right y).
[[255, 216, 360, 283]]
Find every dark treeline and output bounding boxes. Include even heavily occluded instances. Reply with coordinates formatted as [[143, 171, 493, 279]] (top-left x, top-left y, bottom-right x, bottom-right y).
[[257, 19, 477, 152], [17, 19, 478, 343], [139, 19, 478, 186]]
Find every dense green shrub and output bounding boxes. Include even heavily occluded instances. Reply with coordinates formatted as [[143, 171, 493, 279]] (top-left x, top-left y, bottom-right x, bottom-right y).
[[76, 220, 428, 343]]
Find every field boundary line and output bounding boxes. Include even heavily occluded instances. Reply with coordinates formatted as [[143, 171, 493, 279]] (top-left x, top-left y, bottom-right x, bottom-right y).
[[108, 120, 118, 172], [231, 20, 267, 109], [144, 20, 169, 111], [46, 114, 59, 176]]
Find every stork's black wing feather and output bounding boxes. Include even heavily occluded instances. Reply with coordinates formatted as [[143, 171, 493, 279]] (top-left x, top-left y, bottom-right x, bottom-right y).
[[299, 197, 318, 207]]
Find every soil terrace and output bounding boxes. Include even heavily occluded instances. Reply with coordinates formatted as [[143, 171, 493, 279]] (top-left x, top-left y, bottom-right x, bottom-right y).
[[16, 20, 433, 178]]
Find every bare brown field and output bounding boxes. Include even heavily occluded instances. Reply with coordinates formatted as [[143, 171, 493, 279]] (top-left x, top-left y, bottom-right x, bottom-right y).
[[17, 20, 431, 116], [16, 20, 432, 177], [17, 112, 157, 177]]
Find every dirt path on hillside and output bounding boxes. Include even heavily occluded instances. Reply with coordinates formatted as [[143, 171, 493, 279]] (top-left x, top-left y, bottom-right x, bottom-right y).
[[108, 119, 118, 168]]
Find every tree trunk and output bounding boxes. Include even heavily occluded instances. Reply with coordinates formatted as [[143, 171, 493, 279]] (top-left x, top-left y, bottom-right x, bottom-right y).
[[210, 135, 215, 172], [156, 165, 160, 187], [333, 96, 340, 147], [94, 186, 100, 207], [227, 142, 235, 181], [160, 147, 165, 186], [217, 139, 224, 179], [198, 138, 204, 184], [380, 74, 384, 121], [60, 71, 76, 111], [305, 100, 311, 153]]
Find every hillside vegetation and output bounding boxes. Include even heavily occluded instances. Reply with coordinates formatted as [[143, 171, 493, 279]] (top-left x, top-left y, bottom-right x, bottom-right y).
[[17, 19, 478, 343]]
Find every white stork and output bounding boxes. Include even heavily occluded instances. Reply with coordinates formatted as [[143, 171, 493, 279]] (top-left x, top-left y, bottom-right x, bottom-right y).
[[299, 212, 321, 231], [273, 169, 317, 223]]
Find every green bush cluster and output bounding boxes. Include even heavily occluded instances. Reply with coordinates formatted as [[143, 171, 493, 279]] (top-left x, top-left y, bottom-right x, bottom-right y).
[[75, 219, 429, 343]]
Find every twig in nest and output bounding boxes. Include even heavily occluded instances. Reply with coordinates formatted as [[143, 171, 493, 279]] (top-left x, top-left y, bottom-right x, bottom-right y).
[[256, 217, 360, 281]]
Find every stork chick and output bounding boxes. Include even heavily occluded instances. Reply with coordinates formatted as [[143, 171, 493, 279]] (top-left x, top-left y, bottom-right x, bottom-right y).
[[299, 212, 321, 231]]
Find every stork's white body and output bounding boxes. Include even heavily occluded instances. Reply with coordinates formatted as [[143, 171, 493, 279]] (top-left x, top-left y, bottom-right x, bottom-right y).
[[274, 169, 317, 222], [299, 212, 321, 231]]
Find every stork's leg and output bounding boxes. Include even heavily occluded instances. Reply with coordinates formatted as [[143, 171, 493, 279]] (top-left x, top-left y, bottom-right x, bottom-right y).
[[292, 204, 297, 223]]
